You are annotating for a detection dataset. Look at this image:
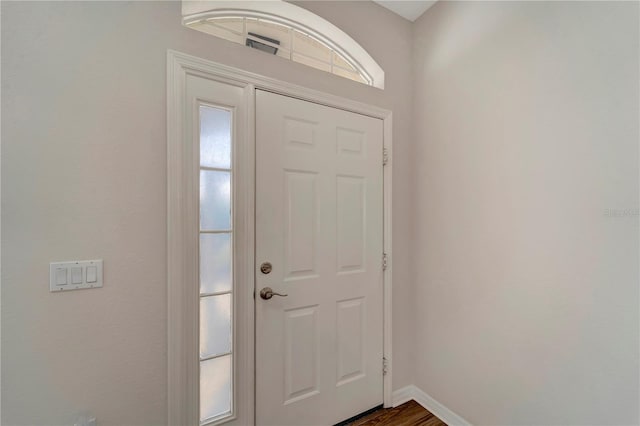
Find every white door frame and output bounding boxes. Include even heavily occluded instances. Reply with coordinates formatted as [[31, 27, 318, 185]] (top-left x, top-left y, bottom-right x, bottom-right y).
[[167, 49, 393, 425]]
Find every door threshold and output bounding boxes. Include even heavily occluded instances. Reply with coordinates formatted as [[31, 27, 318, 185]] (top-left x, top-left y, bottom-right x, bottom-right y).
[[333, 404, 383, 426]]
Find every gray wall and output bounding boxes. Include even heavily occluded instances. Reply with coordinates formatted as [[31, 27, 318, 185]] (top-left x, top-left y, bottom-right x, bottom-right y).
[[4, 1, 639, 425], [1, 2, 414, 424], [412, 1, 639, 424]]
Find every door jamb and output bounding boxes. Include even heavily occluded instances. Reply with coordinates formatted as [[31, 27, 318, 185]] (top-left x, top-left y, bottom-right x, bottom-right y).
[[167, 49, 394, 425]]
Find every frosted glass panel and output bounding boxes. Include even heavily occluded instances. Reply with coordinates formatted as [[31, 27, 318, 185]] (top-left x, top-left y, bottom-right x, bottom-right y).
[[200, 170, 231, 231], [200, 233, 232, 294], [200, 106, 231, 169], [200, 355, 232, 422], [200, 294, 232, 358]]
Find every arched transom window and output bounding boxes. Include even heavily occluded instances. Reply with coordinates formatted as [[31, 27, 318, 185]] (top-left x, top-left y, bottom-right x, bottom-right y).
[[182, 1, 385, 89]]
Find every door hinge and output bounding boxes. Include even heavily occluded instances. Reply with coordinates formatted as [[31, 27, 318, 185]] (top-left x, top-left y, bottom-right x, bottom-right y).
[[382, 253, 388, 271], [383, 357, 389, 376], [383, 148, 389, 166]]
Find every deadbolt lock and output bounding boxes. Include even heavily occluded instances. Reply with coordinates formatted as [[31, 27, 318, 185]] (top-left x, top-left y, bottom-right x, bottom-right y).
[[260, 262, 272, 274]]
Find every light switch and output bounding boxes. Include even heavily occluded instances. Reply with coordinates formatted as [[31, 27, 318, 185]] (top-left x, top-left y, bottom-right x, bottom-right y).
[[71, 267, 83, 284], [86, 266, 97, 283], [55, 268, 67, 286], [50, 260, 103, 292]]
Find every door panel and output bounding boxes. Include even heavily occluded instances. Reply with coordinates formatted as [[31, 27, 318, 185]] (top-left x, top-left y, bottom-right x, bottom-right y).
[[256, 90, 383, 425]]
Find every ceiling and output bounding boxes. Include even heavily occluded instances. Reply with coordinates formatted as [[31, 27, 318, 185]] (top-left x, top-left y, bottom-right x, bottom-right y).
[[373, 0, 438, 22]]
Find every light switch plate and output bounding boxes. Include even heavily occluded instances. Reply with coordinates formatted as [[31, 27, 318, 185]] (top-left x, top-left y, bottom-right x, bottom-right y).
[[49, 260, 103, 292]]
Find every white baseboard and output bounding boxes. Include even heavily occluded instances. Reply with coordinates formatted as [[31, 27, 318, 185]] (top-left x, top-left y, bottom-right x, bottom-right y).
[[392, 385, 471, 426]]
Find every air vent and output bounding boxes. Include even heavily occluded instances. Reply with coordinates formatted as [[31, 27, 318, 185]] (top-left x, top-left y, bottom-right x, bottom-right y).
[[246, 32, 280, 55]]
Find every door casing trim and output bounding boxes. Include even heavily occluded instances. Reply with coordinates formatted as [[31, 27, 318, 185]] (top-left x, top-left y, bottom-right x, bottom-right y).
[[167, 49, 393, 425]]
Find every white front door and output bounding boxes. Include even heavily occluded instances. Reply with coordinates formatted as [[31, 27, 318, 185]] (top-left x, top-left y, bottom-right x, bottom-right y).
[[255, 90, 384, 425]]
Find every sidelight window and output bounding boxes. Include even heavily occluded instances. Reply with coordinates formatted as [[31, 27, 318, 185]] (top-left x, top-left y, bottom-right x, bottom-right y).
[[199, 105, 234, 425]]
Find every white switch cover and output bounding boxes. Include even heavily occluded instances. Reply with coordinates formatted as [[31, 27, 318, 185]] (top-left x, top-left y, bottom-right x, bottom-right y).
[[71, 267, 83, 284], [86, 266, 97, 283], [49, 260, 103, 292], [55, 268, 68, 286]]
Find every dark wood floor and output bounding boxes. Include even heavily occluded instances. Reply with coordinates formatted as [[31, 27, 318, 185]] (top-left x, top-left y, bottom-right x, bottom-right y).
[[346, 401, 447, 426]]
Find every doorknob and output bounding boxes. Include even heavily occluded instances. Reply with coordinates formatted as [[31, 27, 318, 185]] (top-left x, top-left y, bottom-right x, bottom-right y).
[[260, 287, 288, 300]]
